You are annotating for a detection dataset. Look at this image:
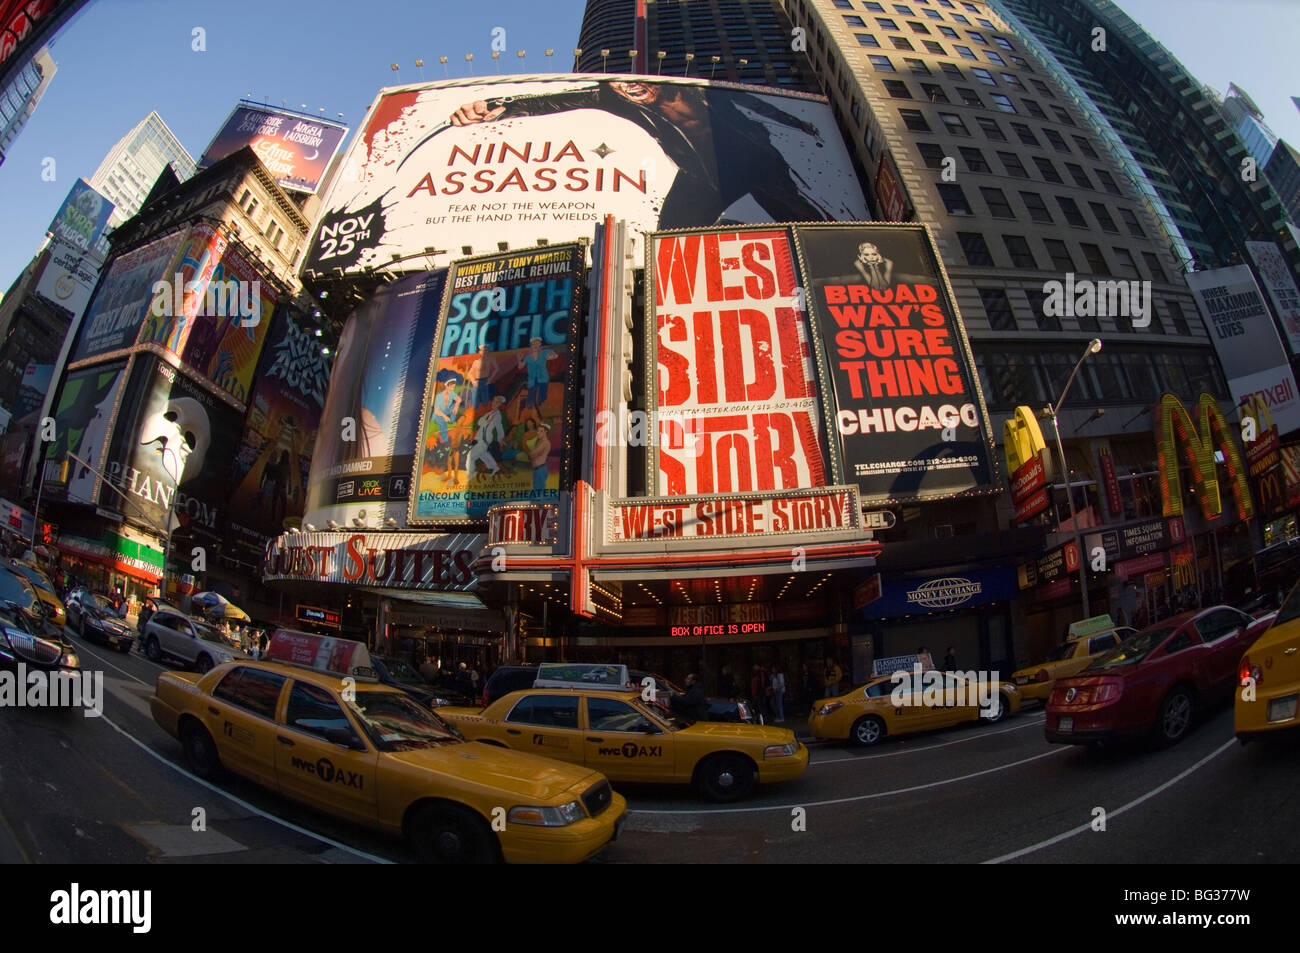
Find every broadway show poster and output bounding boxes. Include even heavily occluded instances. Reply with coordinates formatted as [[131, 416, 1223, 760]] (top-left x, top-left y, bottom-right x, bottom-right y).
[[793, 224, 996, 504], [199, 104, 348, 195], [410, 244, 583, 523], [303, 270, 446, 529], [226, 313, 331, 558], [41, 361, 129, 504], [73, 232, 185, 361], [304, 75, 869, 274], [647, 227, 828, 497]]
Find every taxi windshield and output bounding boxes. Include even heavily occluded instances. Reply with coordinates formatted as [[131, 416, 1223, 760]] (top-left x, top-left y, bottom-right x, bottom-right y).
[[1046, 641, 1077, 662], [640, 697, 684, 731], [351, 691, 460, 750]]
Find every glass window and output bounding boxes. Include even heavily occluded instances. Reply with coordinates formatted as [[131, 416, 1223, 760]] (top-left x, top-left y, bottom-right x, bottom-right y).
[[991, 93, 1016, 113], [857, 32, 882, 47], [864, 1, 886, 9], [1035, 157, 1064, 183], [982, 186, 1014, 218], [1050, 105, 1075, 125], [506, 695, 581, 729], [870, 54, 897, 70], [877, 16, 899, 29], [1165, 299, 1190, 335], [971, 66, 996, 85], [938, 183, 973, 215], [994, 35, 1015, 51], [832, 0, 853, 8], [843, 14, 867, 26], [958, 231, 994, 265], [587, 697, 656, 732], [1002, 234, 1037, 268], [1072, 135, 1098, 158], [883, 79, 912, 98], [1042, 127, 1069, 152], [917, 142, 947, 168], [1112, 247, 1140, 278], [1024, 288, 1061, 331], [960, 146, 991, 172], [1089, 202, 1118, 232], [1020, 190, 1053, 222], [1000, 71, 1024, 88], [1079, 242, 1109, 274], [923, 40, 946, 53], [955, 44, 977, 59], [1195, 610, 1245, 644], [919, 82, 949, 103], [939, 25, 959, 37], [904, 56, 930, 73], [212, 667, 286, 720], [940, 61, 963, 77], [967, 30, 987, 44], [1043, 238, 1074, 271], [976, 115, 1006, 140], [999, 152, 1029, 178], [1094, 169, 1122, 195], [924, 8, 943, 18], [891, 35, 916, 50], [951, 13, 971, 24], [940, 111, 970, 135], [286, 682, 360, 744], [1011, 123, 1038, 147], [984, 49, 1006, 65], [908, 20, 931, 34], [956, 86, 982, 106], [1064, 164, 1092, 190], [1089, 634, 1118, 654], [979, 288, 1017, 330], [894, 3, 915, 12], [1119, 207, 1146, 237], [1143, 252, 1167, 283], [1022, 99, 1047, 119], [899, 108, 930, 131]]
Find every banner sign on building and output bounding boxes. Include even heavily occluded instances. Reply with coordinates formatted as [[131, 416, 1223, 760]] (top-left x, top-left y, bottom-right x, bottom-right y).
[[410, 244, 583, 524], [1186, 265, 1300, 435], [200, 103, 348, 195], [487, 503, 558, 546], [874, 152, 908, 222], [862, 567, 1016, 618], [794, 223, 997, 504], [17, 362, 52, 417], [1098, 444, 1123, 517], [303, 269, 446, 530], [1155, 393, 1254, 522], [263, 530, 484, 591], [608, 486, 860, 543], [303, 75, 869, 274], [1241, 394, 1285, 518], [1086, 516, 1184, 567], [42, 361, 128, 503], [646, 227, 827, 496], [1019, 540, 1080, 590], [46, 178, 113, 252], [73, 232, 185, 361], [34, 239, 106, 319], [1245, 241, 1300, 353]]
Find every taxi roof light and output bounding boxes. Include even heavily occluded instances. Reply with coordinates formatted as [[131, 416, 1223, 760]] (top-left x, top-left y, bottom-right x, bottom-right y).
[[263, 629, 379, 682]]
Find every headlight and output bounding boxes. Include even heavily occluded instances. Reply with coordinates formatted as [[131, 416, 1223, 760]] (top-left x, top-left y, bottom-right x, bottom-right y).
[[816, 701, 843, 716], [429, 697, 450, 707], [507, 800, 586, 827], [62, 651, 79, 669], [764, 742, 798, 758], [1003, 684, 1018, 693]]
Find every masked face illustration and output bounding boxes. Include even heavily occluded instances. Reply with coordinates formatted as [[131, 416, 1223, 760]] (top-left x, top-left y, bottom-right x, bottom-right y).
[[139, 397, 211, 485]]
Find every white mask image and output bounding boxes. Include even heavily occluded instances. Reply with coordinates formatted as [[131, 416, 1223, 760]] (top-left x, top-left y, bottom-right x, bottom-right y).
[[139, 396, 211, 484]]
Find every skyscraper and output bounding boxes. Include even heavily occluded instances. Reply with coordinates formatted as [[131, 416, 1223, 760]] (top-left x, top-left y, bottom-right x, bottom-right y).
[[1218, 84, 1278, 168], [88, 111, 195, 227], [0, 47, 56, 164]]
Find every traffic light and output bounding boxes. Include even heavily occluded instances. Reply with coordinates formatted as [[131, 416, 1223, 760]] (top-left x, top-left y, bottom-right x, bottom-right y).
[[40, 522, 53, 545]]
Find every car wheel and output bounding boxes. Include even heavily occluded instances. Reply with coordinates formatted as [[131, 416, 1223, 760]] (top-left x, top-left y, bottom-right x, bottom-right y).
[[697, 753, 756, 802], [850, 715, 886, 747], [408, 804, 498, 864], [144, 637, 162, 662], [195, 654, 213, 674], [982, 694, 1008, 724], [118, 643, 132, 654], [180, 720, 223, 780], [1156, 687, 1194, 746]]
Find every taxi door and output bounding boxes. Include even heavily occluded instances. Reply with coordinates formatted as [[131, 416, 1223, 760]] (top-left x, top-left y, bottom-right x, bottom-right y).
[[881, 672, 944, 735], [500, 693, 585, 766], [207, 666, 287, 787], [273, 680, 378, 827], [581, 696, 675, 782]]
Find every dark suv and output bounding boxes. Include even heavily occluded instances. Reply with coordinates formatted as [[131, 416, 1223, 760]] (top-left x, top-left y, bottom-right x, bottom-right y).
[[481, 665, 540, 707]]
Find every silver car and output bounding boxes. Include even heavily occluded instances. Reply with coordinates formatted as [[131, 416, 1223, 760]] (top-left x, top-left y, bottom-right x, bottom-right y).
[[141, 610, 249, 673]]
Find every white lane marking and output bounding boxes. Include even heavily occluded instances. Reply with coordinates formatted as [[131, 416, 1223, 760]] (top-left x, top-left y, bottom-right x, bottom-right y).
[[981, 738, 1236, 864], [629, 747, 1069, 816], [72, 639, 154, 686], [96, 713, 392, 864], [811, 715, 1047, 764]]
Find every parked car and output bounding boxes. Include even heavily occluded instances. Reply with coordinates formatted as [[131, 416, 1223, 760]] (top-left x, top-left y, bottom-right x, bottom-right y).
[[69, 590, 136, 652], [628, 670, 761, 724], [1046, 605, 1272, 747], [371, 656, 472, 708], [8, 559, 66, 632], [141, 610, 250, 673], [1011, 620, 1135, 704], [1237, 581, 1300, 742], [0, 567, 78, 679]]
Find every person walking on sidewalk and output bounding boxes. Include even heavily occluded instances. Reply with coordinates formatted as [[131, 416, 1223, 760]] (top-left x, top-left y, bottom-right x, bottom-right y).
[[770, 664, 787, 723], [823, 657, 843, 698]]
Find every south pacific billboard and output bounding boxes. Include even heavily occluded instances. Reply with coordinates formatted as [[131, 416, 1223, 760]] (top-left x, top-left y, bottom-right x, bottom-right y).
[[73, 232, 185, 361], [303, 75, 869, 274], [303, 269, 446, 530], [199, 103, 348, 195], [410, 243, 583, 523]]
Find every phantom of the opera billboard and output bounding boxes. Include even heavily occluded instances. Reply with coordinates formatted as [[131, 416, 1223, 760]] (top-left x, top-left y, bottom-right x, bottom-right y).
[[410, 244, 583, 524], [303, 269, 446, 530], [644, 224, 996, 505], [302, 75, 869, 274], [199, 103, 348, 195]]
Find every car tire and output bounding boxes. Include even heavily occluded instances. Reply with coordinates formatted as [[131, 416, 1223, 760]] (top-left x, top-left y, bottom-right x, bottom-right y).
[[408, 804, 498, 864], [850, 715, 886, 747], [1155, 687, 1194, 747], [144, 637, 162, 662], [118, 643, 132, 654], [697, 753, 756, 802], [195, 654, 213, 674], [982, 694, 1008, 724], [180, 720, 223, 780]]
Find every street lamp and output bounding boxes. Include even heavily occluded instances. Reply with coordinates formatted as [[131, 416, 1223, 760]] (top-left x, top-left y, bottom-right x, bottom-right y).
[[710, 55, 721, 80], [414, 58, 425, 80], [656, 50, 666, 74], [600, 48, 610, 72], [491, 51, 501, 72], [1045, 338, 1102, 617], [517, 49, 526, 71], [684, 52, 695, 75], [439, 55, 449, 78], [157, 446, 182, 602]]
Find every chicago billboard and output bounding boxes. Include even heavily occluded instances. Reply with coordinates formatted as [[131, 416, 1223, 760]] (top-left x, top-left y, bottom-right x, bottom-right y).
[[303, 269, 446, 529], [410, 244, 583, 523], [73, 232, 184, 361], [303, 75, 869, 274], [199, 103, 348, 195], [794, 224, 996, 504], [1186, 265, 1300, 435]]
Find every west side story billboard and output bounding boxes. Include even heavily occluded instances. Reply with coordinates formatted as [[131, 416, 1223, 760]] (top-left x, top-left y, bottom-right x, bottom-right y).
[[199, 103, 348, 195], [302, 75, 869, 274], [644, 224, 996, 505]]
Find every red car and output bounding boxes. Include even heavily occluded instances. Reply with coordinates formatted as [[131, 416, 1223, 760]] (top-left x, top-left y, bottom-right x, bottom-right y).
[[1045, 605, 1271, 747]]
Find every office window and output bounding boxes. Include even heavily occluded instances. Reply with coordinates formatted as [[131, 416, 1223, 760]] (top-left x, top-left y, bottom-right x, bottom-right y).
[[1166, 299, 1190, 335], [938, 183, 973, 214], [960, 146, 991, 172], [1112, 247, 1140, 278], [923, 40, 945, 53], [877, 17, 899, 29], [991, 93, 1016, 113], [976, 116, 1006, 140], [904, 57, 930, 73], [1079, 242, 1108, 274], [870, 54, 897, 70], [938, 0, 954, 7], [962, 2, 978, 11], [924, 7, 943, 18], [1022, 99, 1047, 119], [1089, 202, 1118, 232], [1050, 105, 1075, 125], [956, 86, 982, 106], [1066, 164, 1094, 190], [967, 30, 988, 44], [940, 61, 963, 78], [1020, 190, 1053, 222], [917, 142, 947, 168], [843, 14, 867, 25], [883, 79, 912, 98], [977, 17, 996, 29], [1000, 71, 1024, 88], [907, 20, 931, 34], [1033, 156, 1061, 182], [939, 25, 959, 37], [1029, 77, 1054, 98], [891, 35, 916, 50], [981, 186, 1014, 218], [1043, 238, 1074, 271], [832, 0, 853, 7], [864, 1, 886, 9], [984, 50, 1006, 65], [1094, 169, 1121, 195], [1024, 288, 1061, 331], [994, 36, 1015, 51], [971, 66, 996, 85], [899, 108, 930, 131], [1003, 234, 1037, 268], [921, 83, 950, 103], [1148, 305, 1167, 335], [894, 3, 915, 13], [1010, 55, 1034, 72], [998, 151, 1028, 177], [1042, 128, 1069, 152], [1057, 195, 1086, 226], [951, 13, 970, 24], [958, 231, 994, 265], [856, 33, 882, 47], [979, 288, 1017, 330], [939, 112, 970, 135], [1142, 251, 1167, 283], [955, 44, 977, 59]]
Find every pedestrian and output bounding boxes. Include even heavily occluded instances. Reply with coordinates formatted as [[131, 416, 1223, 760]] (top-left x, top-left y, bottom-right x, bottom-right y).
[[454, 662, 472, 697], [718, 664, 736, 700], [943, 646, 958, 671], [750, 664, 766, 719], [668, 672, 709, 723], [469, 665, 482, 694], [823, 657, 842, 697], [803, 662, 820, 709], [770, 664, 786, 723]]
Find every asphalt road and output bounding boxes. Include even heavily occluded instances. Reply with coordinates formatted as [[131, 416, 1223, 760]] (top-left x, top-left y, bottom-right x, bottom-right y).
[[2, 626, 1297, 865]]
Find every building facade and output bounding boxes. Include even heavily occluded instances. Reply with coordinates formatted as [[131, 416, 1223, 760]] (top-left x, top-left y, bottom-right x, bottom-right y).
[[88, 111, 196, 228], [0, 46, 56, 163]]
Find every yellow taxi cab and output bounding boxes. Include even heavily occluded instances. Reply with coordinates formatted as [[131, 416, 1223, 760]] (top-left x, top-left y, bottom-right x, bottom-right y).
[[149, 630, 625, 864], [437, 664, 807, 802], [1236, 582, 1300, 741], [809, 661, 1021, 747], [1011, 616, 1135, 703]]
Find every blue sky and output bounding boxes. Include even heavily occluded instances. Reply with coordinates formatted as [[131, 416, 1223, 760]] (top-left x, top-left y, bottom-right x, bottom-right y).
[[0, 0, 1295, 289]]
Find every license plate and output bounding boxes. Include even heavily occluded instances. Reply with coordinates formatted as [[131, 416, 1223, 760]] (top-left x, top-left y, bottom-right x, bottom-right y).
[[1058, 716, 1074, 733], [1015, 676, 1028, 686], [1267, 695, 1299, 724]]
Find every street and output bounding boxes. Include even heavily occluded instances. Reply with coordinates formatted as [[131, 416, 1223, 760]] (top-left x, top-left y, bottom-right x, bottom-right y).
[[3, 625, 1296, 865]]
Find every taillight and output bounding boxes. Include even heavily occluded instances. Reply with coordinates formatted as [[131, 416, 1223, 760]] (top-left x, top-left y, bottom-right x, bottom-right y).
[[1240, 658, 1262, 687], [1035, 669, 1049, 682]]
